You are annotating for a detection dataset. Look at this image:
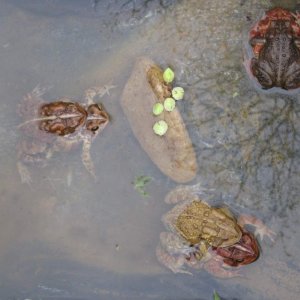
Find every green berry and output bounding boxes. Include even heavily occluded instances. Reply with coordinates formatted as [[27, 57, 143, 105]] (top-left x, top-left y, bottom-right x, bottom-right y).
[[172, 87, 184, 100], [164, 97, 176, 112], [153, 120, 168, 136], [163, 68, 175, 83], [152, 102, 164, 116]]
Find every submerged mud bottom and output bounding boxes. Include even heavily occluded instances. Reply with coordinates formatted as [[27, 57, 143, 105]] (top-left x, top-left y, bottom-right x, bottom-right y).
[[3, 260, 265, 300]]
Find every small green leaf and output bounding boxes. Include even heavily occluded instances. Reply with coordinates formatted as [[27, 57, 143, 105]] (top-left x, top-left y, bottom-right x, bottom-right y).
[[153, 102, 164, 116], [232, 91, 239, 98], [213, 291, 221, 300], [132, 176, 152, 197], [153, 120, 168, 136], [163, 67, 175, 83], [138, 187, 149, 197], [164, 97, 176, 112], [172, 87, 184, 100]]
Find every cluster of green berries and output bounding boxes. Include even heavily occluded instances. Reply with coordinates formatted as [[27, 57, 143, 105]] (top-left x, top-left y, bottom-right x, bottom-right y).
[[152, 68, 185, 136]]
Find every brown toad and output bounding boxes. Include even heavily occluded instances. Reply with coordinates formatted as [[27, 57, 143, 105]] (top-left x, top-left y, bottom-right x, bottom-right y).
[[17, 85, 113, 184], [248, 8, 300, 90], [156, 185, 275, 277]]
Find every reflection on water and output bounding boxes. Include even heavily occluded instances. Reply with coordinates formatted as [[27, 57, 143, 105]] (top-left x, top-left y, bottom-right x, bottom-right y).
[[0, 0, 299, 299]]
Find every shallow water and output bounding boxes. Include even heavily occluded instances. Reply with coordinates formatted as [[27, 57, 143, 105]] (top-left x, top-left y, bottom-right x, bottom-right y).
[[0, 0, 299, 299]]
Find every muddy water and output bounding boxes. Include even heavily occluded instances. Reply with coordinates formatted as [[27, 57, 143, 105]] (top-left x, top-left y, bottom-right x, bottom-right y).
[[0, 0, 299, 299]]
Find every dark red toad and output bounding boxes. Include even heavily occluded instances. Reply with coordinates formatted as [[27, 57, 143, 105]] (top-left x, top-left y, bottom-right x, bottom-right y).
[[247, 7, 300, 90]]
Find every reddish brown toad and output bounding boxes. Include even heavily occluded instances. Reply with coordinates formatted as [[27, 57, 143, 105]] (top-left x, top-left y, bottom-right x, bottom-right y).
[[17, 85, 113, 184], [247, 7, 300, 90]]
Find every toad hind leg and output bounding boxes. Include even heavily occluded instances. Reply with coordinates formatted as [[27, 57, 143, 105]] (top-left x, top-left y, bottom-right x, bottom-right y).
[[251, 58, 274, 89], [203, 257, 242, 278], [283, 60, 300, 89], [81, 138, 96, 179], [156, 245, 192, 275], [238, 214, 275, 242]]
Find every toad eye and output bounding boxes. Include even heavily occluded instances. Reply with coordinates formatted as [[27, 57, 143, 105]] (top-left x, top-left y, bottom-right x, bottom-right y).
[[91, 126, 99, 132]]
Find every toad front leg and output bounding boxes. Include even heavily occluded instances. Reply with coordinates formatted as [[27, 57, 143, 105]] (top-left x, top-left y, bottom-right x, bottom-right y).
[[84, 85, 116, 105], [156, 232, 199, 275]]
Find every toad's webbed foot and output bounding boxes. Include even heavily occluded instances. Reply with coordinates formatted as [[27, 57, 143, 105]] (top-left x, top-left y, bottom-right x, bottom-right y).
[[238, 214, 276, 242], [84, 85, 116, 105]]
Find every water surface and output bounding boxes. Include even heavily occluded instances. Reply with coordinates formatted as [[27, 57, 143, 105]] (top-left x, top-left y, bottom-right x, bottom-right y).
[[0, 0, 299, 299]]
